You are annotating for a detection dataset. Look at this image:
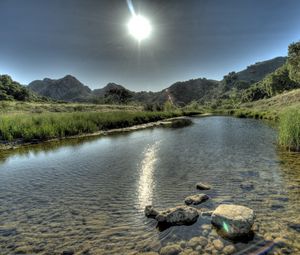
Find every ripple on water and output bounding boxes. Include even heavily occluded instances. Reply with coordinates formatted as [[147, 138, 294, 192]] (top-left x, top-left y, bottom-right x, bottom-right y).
[[0, 117, 299, 254]]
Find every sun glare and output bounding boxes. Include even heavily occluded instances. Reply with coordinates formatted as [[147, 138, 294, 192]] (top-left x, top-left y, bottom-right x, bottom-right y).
[[128, 15, 152, 41]]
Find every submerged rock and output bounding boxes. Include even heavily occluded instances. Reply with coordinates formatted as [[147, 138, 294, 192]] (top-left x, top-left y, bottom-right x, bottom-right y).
[[160, 244, 182, 255], [145, 205, 159, 218], [212, 239, 224, 251], [196, 182, 211, 190], [187, 236, 208, 248], [184, 194, 209, 205], [223, 245, 236, 255], [211, 204, 255, 239], [145, 205, 199, 226]]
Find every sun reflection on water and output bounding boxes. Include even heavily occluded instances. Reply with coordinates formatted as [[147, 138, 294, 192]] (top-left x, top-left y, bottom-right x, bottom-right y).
[[137, 141, 160, 210]]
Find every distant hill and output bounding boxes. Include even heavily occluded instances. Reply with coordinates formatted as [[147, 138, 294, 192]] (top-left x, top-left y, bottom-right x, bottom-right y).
[[28, 75, 92, 102], [236, 57, 287, 83], [222, 57, 287, 91], [241, 42, 300, 102], [161, 78, 220, 106], [0, 74, 44, 101], [25, 56, 287, 105]]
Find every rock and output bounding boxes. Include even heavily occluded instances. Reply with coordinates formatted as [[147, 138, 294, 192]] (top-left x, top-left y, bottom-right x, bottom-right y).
[[211, 204, 255, 239], [155, 206, 199, 226], [184, 194, 209, 205], [145, 205, 159, 218], [240, 182, 254, 190], [196, 182, 211, 190], [187, 237, 207, 248], [223, 245, 236, 255], [212, 239, 224, 251], [160, 244, 182, 255]]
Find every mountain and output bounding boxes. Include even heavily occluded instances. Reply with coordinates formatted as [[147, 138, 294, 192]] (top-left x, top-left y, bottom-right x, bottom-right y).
[[28, 75, 92, 101], [26, 56, 287, 105], [236, 57, 287, 83], [222, 57, 287, 91], [161, 78, 220, 106], [0, 74, 44, 101]]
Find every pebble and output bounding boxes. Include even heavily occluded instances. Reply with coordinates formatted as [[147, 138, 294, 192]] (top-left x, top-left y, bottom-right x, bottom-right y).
[[212, 239, 224, 251]]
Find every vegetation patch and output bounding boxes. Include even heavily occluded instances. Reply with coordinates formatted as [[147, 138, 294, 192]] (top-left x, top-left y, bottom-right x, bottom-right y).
[[279, 108, 300, 151], [0, 110, 192, 143]]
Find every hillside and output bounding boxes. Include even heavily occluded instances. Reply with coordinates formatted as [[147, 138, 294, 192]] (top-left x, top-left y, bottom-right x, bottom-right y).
[[26, 56, 285, 106], [221, 57, 287, 91], [28, 75, 92, 102], [236, 57, 287, 83], [0, 75, 44, 101]]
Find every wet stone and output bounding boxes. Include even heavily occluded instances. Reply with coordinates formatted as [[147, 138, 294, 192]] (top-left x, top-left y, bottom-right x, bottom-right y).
[[196, 182, 211, 190], [185, 194, 209, 205], [212, 239, 224, 251], [160, 244, 182, 255], [223, 245, 236, 255]]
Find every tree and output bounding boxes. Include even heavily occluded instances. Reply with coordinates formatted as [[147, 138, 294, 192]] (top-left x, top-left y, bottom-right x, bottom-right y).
[[287, 41, 300, 83]]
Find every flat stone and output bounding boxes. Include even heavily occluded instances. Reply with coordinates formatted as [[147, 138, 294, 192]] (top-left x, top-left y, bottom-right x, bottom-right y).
[[211, 204, 255, 239], [154, 206, 199, 226], [184, 194, 209, 205], [187, 236, 208, 248], [196, 182, 211, 190], [223, 245, 236, 255], [160, 244, 182, 255], [212, 239, 224, 251]]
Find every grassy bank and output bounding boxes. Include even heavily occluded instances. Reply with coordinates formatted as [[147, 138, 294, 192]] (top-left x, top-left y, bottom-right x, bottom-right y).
[[0, 110, 189, 143], [0, 100, 142, 114], [279, 108, 300, 151]]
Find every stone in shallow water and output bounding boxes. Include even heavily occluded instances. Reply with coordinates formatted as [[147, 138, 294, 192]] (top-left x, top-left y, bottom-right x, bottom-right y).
[[156, 206, 199, 225], [145, 205, 199, 226], [223, 245, 236, 255], [187, 236, 208, 248], [196, 182, 211, 190], [212, 239, 224, 251], [144, 205, 159, 218], [184, 194, 209, 205], [160, 244, 182, 255], [211, 204, 255, 239]]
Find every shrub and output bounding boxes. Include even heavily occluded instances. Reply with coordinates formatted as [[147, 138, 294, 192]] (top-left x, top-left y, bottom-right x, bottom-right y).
[[279, 108, 300, 151]]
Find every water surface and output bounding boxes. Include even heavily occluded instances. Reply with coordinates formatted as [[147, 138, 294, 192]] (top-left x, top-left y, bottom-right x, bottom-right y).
[[0, 116, 299, 254]]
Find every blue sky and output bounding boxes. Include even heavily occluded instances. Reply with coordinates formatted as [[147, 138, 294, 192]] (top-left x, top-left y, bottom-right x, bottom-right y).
[[0, 0, 299, 91]]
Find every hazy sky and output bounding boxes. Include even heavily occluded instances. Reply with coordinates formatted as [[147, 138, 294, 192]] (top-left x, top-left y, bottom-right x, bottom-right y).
[[0, 0, 300, 91]]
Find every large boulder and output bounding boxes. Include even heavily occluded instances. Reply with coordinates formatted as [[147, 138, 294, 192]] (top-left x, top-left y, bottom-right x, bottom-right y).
[[184, 194, 209, 205], [145, 205, 199, 226], [211, 204, 255, 239]]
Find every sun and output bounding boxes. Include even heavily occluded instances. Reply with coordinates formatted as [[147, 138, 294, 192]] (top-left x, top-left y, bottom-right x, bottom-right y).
[[127, 15, 152, 41]]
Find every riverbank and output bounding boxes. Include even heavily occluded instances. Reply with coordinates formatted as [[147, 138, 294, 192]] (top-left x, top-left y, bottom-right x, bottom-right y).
[[0, 111, 197, 150]]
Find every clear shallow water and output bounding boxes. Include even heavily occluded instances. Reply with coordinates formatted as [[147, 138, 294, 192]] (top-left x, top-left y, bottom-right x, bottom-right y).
[[0, 116, 299, 255]]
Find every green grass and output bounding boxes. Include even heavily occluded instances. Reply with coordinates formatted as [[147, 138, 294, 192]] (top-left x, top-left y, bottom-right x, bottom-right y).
[[0, 111, 184, 142], [279, 108, 300, 151], [0, 100, 143, 114]]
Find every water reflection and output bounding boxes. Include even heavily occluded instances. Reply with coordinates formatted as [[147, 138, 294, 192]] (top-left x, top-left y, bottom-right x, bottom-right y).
[[137, 141, 160, 210]]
